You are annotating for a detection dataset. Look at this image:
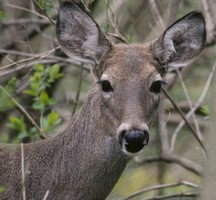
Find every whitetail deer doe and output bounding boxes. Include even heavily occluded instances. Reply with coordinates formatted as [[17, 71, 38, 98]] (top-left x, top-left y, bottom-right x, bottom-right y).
[[0, 2, 206, 200]]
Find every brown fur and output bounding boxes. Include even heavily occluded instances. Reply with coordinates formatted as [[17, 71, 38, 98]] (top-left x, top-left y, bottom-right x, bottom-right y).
[[0, 2, 206, 200]]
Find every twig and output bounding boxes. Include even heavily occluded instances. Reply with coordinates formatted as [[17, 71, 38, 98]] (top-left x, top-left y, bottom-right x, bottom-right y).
[[0, 59, 59, 79], [162, 87, 206, 152], [104, 0, 129, 43], [136, 153, 202, 176], [133, 192, 198, 200], [106, 32, 128, 44], [158, 97, 170, 152], [0, 19, 51, 26], [176, 68, 203, 144], [42, 190, 50, 200], [0, 46, 61, 70], [0, 49, 90, 73], [122, 181, 199, 200], [148, 0, 166, 30], [33, 0, 55, 25], [21, 143, 26, 200], [0, 49, 91, 79], [0, 84, 46, 139], [167, 0, 180, 25], [170, 62, 216, 151], [201, 61, 216, 200], [3, 3, 48, 21]]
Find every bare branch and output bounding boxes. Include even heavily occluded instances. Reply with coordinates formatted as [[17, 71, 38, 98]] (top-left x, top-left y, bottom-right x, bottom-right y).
[[200, 60, 216, 200], [176, 68, 203, 144], [138, 192, 198, 200], [42, 190, 50, 200], [167, 0, 180, 25], [136, 152, 202, 176], [0, 84, 46, 139], [3, 3, 48, 21], [148, 0, 166, 30], [123, 181, 199, 200], [1, 19, 51, 26], [171, 62, 216, 151], [162, 87, 206, 152], [0, 46, 61, 71], [33, 0, 55, 25], [158, 97, 170, 152], [106, 32, 128, 44], [21, 143, 26, 200]]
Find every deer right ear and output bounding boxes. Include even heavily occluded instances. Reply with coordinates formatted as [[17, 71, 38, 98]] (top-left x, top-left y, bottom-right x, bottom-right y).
[[56, 1, 111, 64], [152, 11, 206, 73]]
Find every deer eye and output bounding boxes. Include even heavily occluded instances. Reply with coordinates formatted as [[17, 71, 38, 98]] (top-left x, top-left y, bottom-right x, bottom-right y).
[[149, 80, 165, 94], [98, 80, 114, 92]]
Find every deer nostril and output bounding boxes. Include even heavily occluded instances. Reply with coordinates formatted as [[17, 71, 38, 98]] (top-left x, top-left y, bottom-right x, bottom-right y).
[[119, 129, 149, 154], [118, 130, 127, 146]]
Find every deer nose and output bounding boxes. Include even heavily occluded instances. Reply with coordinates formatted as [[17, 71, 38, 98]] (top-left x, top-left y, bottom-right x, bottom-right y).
[[118, 129, 149, 154]]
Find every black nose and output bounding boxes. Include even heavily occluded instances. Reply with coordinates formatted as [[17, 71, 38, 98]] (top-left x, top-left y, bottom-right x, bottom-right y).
[[119, 129, 149, 153]]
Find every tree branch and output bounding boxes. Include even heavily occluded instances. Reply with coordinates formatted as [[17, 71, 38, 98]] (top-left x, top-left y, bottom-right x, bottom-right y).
[[0, 84, 46, 139], [136, 152, 202, 176], [123, 181, 199, 200], [162, 87, 206, 152], [171, 61, 216, 151]]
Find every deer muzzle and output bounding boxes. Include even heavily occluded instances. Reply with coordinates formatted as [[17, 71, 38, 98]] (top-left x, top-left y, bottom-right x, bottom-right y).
[[118, 129, 149, 154]]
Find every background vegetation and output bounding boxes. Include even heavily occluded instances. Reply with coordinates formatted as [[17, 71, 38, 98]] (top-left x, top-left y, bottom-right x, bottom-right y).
[[0, 0, 216, 199]]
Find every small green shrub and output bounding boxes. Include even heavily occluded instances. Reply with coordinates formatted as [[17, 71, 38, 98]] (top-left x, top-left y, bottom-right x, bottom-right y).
[[7, 63, 63, 142]]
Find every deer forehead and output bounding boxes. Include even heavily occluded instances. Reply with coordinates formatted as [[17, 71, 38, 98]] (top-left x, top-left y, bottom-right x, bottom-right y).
[[101, 43, 161, 84]]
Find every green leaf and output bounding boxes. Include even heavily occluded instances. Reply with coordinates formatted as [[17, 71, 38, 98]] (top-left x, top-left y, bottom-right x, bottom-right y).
[[198, 105, 210, 116], [47, 110, 61, 126], [29, 127, 38, 136], [0, 186, 6, 193], [48, 64, 63, 83], [8, 116, 26, 132], [37, 0, 45, 9], [40, 91, 50, 105], [40, 116, 49, 131], [0, 93, 14, 111], [41, 111, 61, 132], [18, 131, 29, 141], [35, 0, 54, 13], [34, 63, 44, 72], [5, 77, 17, 94], [0, 10, 7, 21], [32, 101, 45, 111], [0, 78, 17, 111], [23, 89, 37, 96]]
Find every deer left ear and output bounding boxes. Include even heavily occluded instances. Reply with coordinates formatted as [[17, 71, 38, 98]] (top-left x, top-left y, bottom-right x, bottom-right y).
[[152, 11, 206, 72], [56, 2, 111, 64]]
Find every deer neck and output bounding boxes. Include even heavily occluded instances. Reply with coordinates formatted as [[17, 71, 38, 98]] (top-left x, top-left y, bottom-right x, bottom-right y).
[[47, 86, 129, 199]]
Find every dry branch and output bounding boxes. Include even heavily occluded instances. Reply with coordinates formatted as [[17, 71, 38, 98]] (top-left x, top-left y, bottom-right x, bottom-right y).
[[171, 62, 216, 151], [0, 84, 46, 139], [123, 181, 199, 200], [136, 152, 202, 176]]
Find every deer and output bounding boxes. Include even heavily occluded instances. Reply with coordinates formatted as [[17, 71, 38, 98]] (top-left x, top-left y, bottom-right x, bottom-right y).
[[0, 1, 206, 200]]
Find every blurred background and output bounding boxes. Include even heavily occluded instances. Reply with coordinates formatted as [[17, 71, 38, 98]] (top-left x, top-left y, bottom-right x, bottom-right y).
[[0, 0, 216, 199]]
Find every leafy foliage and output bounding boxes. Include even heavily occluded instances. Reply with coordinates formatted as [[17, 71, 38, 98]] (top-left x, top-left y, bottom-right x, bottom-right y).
[[35, 0, 55, 13], [0, 77, 17, 111], [7, 64, 63, 142], [0, 186, 6, 193], [0, 10, 7, 21]]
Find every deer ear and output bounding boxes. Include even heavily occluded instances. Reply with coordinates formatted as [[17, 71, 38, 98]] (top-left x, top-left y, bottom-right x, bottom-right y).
[[152, 11, 206, 72], [56, 1, 111, 64]]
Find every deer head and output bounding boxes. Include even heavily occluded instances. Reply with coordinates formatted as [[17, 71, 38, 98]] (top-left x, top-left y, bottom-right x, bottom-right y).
[[56, 2, 206, 155]]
